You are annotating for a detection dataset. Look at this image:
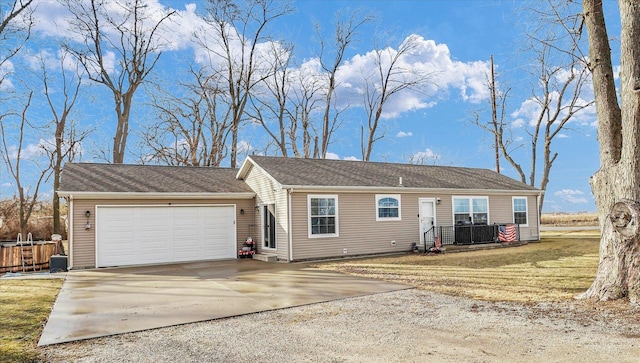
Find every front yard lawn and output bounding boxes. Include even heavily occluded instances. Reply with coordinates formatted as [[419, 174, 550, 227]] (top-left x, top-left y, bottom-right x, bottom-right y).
[[0, 278, 63, 363], [318, 233, 600, 303]]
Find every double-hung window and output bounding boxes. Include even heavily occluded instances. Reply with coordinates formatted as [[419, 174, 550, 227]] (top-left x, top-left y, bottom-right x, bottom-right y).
[[453, 197, 489, 224], [376, 195, 401, 221], [308, 195, 338, 237], [512, 197, 528, 226]]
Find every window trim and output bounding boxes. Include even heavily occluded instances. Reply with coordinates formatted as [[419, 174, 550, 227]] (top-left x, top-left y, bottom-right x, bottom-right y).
[[452, 196, 490, 225], [512, 196, 529, 227], [307, 194, 339, 238], [375, 194, 401, 221]]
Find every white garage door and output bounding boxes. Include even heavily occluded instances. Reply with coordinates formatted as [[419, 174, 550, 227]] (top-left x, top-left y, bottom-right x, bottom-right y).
[[96, 205, 236, 267]]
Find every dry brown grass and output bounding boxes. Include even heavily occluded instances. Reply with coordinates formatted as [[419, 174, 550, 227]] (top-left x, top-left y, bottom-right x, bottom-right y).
[[317, 233, 600, 303], [0, 278, 64, 363], [541, 212, 599, 226]]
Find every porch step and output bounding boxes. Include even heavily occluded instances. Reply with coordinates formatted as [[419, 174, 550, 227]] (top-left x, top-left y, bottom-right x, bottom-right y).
[[253, 253, 278, 262]]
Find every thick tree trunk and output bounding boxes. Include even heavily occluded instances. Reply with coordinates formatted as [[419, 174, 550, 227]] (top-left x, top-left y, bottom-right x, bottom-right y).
[[581, 0, 640, 304], [583, 168, 640, 303]]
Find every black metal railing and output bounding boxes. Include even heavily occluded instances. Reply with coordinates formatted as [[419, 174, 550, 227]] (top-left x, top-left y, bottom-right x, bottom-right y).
[[423, 223, 520, 250]]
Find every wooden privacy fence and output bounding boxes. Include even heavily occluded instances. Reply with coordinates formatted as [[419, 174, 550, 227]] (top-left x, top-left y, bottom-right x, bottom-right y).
[[0, 242, 57, 273]]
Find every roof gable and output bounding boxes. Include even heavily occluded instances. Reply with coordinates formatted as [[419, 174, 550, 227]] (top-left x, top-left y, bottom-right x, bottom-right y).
[[243, 155, 539, 192], [59, 163, 253, 194]]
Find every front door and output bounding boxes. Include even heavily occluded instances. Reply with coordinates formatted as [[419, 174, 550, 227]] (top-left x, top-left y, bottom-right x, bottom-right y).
[[263, 204, 276, 249], [419, 198, 436, 245]]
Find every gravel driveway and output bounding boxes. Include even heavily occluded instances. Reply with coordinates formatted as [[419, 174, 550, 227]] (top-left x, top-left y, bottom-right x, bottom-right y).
[[42, 289, 640, 362]]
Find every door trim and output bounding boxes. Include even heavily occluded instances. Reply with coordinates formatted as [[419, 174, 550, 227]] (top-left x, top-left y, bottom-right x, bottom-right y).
[[419, 198, 437, 245], [262, 203, 277, 250]]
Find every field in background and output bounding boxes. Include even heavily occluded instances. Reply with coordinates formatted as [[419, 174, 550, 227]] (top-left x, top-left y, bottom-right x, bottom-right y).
[[541, 212, 598, 227]]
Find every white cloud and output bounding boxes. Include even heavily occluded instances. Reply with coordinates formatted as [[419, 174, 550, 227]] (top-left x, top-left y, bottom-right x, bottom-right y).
[[342, 156, 359, 161], [410, 148, 440, 164], [6, 138, 52, 161], [0, 60, 15, 90], [23, 48, 84, 76], [510, 64, 596, 130], [325, 152, 340, 160], [396, 131, 413, 138], [29, 0, 188, 71], [301, 34, 491, 119], [237, 140, 253, 154], [554, 189, 588, 204]]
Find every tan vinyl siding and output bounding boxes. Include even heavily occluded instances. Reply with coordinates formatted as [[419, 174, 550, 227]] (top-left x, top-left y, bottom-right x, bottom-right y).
[[289, 191, 540, 261], [69, 198, 254, 269], [71, 200, 97, 269], [290, 192, 425, 260], [241, 166, 290, 261]]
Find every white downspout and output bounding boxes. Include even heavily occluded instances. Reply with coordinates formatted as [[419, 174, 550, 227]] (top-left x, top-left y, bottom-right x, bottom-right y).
[[537, 192, 542, 241], [68, 195, 74, 269], [288, 188, 293, 262]]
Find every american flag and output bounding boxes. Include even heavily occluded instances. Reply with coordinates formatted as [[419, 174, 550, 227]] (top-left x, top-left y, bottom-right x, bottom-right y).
[[498, 224, 517, 242]]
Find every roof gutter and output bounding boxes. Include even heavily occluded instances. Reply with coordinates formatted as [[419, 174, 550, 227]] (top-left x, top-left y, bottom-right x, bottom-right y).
[[277, 185, 543, 195], [55, 191, 256, 200]]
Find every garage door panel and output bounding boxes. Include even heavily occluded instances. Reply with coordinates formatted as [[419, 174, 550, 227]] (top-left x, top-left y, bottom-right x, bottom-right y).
[[96, 205, 236, 267]]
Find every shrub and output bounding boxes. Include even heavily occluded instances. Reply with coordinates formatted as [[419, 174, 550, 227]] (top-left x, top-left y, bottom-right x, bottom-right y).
[[0, 199, 67, 241]]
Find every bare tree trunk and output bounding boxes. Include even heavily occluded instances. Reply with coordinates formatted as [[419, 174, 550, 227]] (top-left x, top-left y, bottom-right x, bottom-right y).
[[40, 53, 86, 235], [580, 0, 640, 304], [0, 92, 54, 238], [360, 35, 433, 161], [63, 0, 175, 164], [318, 11, 371, 158], [490, 56, 500, 173]]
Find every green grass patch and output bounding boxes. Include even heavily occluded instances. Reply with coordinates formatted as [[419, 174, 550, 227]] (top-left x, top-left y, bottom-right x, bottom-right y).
[[0, 279, 63, 363], [318, 236, 600, 303]]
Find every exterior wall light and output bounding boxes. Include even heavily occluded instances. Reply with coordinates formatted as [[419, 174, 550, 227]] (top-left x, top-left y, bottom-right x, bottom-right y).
[[85, 210, 91, 230], [436, 198, 441, 205]]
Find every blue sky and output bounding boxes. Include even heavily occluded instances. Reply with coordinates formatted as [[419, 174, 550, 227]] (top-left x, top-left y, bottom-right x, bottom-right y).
[[0, 0, 622, 213]]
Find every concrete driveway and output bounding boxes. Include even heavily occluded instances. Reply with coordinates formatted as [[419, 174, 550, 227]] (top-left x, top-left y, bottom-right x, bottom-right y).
[[38, 259, 409, 346]]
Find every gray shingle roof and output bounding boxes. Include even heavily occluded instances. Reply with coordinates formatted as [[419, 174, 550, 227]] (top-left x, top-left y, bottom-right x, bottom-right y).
[[247, 155, 538, 191], [59, 163, 253, 194]]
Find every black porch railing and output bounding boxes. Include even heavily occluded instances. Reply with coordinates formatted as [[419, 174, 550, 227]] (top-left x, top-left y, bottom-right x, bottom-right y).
[[423, 223, 520, 250]]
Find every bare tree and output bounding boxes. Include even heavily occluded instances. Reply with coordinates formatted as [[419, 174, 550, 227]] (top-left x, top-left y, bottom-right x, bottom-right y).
[[288, 67, 323, 158], [524, 44, 593, 212], [0, 0, 35, 88], [62, 0, 175, 163], [472, 55, 514, 174], [472, 2, 593, 214], [316, 10, 372, 158], [248, 41, 294, 157], [197, 0, 293, 167], [142, 67, 232, 167], [0, 92, 54, 237], [39, 52, 90, 235], [360, 35, 434, 161], [579, 0, 640, 304]]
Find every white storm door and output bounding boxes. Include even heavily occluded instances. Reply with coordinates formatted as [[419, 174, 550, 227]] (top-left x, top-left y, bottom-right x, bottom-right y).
[[419, 199, 436, 245]]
